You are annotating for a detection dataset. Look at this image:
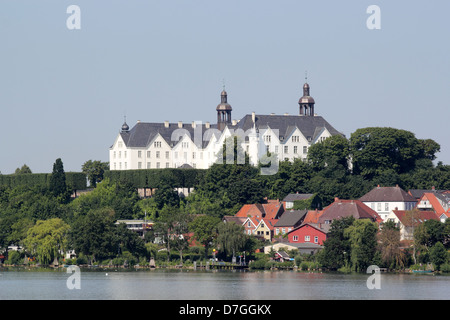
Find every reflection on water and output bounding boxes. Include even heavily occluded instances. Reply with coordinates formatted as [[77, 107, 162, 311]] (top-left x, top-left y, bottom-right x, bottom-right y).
[[0, 268, 448, 300]]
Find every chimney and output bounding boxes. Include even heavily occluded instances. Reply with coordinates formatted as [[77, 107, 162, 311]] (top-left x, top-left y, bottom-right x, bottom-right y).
[[432, 186, 435, 191], [232, 119, 237, 125], [164, 121, 169, 128], [252, 112, 256, 123], [192, 121, 196, 128], [178, 121, 183, 128], [205, 122, 210, 129]]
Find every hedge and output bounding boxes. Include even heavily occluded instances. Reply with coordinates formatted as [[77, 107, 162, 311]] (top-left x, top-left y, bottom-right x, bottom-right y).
[[0, 172, 87, 190], [104, 168, 205, 189]]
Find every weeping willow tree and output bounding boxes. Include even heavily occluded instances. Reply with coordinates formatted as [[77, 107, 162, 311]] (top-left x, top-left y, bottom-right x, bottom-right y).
[[23, 218, 70, 265], [216, 222, 247, 261]]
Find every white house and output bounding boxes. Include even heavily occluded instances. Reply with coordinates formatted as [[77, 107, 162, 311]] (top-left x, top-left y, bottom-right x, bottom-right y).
[[109, 82, 344, 173], [359, 185, 417, 222]]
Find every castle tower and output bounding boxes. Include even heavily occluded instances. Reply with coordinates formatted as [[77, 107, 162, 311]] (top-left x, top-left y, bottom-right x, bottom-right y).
[[298, 81, 315, 116], [216, 89, 232, 131]]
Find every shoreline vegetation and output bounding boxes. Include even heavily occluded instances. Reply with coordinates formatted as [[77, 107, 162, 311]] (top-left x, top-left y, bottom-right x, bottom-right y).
[[1, 130, 450, 277], [1, 260, 446, 275]]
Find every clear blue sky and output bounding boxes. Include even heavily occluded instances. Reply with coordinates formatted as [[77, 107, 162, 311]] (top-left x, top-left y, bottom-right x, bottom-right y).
[[1, 1, 449, 174]]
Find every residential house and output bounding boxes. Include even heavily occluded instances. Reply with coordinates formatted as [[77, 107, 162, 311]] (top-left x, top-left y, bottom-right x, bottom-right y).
[[408, 187, 449, 201], [235, 200, 284, 220], [302, 209, 324, 229], [287, 223, 327, 246], [264, 242, 323, 255], [242, 217, 260, 235], [273, 209, 307, 237], [282, 193, 315, 209], [359, 185, 417, 222], [386, 209, 440, 240], [318, 198, 382, 232], [254, 218, 277, 241], [416, 192, 450, 223]]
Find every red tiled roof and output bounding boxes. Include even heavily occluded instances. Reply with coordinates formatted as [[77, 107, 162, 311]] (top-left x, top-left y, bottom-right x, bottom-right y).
[[303, 209, 324, 224], [421, 193, 446, 215], [261, 218, 278, 230], [235, 200, 284, 219], [392, 210, 439, 224], [262, 200, 284, 219]]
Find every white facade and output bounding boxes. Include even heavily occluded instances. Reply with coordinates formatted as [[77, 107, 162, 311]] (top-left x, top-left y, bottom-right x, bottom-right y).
[[109, 118, 335, 172], [109, 84, 342, 172], [363, 201, 416, 222]]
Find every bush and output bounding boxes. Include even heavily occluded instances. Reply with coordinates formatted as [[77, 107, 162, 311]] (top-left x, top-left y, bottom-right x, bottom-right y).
[[7, 251, 22, 265], [76, 255, 88, 265], [249, 259, 267, 270], [440, 263, 450, 273]]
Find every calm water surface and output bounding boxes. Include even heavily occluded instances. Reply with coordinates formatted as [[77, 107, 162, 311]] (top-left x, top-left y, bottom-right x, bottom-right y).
[[0, 268, 448, 300]]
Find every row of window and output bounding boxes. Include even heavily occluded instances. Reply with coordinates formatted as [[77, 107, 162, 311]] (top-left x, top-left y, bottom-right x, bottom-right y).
[[112, 162, 199, 170], [115, 150, 211, 160], [292, 235, 319, 243], [262, 145, 308, 154], [264, 135, 303, 143]]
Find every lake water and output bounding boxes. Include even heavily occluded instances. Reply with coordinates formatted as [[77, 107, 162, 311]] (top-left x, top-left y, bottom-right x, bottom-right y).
[[0, 268, 448, 300]]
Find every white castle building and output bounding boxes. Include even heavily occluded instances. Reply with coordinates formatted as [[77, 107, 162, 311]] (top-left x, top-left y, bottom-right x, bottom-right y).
[[109, 82, 343, 172]]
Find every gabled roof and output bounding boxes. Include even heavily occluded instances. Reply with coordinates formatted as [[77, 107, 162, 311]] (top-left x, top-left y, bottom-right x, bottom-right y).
[[116, 111, 343, 151], [234, 114, 344, 142], [222, 216, 246, 225], [257, 218, 278, 231], [359, 185, 416, 202], [318, 198, 382, 224], [408, 189, 450, 200], [420, 193, 447, 215], [262, 200, 284, 219], [235, 200, 284, 219], [391, 210, 439, 225], [303, 210, 324, 225], [118, 121, 219, 149], [283, 193, 315, 202], [274, 210, 307, 227], [287, 223, 327, 236]]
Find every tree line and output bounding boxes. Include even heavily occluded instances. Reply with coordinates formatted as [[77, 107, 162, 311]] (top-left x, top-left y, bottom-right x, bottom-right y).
[[0, 127, 449, 271]]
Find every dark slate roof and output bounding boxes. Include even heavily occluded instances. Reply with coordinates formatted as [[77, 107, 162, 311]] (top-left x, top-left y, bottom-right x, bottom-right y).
[[359, 186, 416, 202], [283, 193, 314, 202], [274, 209, 307, 227], [119, 122, 220, 149], [233, 114, 344, 141], [408, 189, 448, 200], [117, 113, 343, 149]]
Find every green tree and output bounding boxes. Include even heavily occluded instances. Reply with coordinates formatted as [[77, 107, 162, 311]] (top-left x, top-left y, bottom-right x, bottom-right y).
[[114, 223, 147, 260], [317, 216, 354, 270], [415, 219, 445, 250], [82, 160, 109, 187], [307, 135, 350, 172], [429, 242, 447, 270], [349, 127, 436, 179], [49, 158, 70, 203], [378, 221, 407, 269], [344, 219, 379, 272], [14, 164, 32, 175], [153, 206, 191, 263], [189, 215, 221, 259], [69, 207, 118, 263], [23, 218, 70, 265], [216, 222, 247, 260]]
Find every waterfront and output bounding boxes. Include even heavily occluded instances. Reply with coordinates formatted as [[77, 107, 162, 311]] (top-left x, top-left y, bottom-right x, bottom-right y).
[[0, 268, 448, 300]]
